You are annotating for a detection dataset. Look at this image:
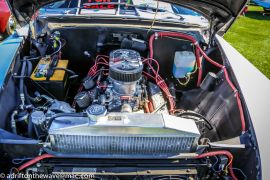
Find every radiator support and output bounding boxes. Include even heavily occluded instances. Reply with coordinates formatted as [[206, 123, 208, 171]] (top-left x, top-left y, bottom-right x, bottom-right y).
[[48, 113, 200, 158]]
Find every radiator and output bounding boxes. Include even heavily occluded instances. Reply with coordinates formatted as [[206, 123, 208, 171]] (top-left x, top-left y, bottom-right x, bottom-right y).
[[48, 113, 200, 157]]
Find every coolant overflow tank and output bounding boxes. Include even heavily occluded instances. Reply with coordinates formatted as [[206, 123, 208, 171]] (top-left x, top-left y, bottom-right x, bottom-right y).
[[173, 51, 196, 78]]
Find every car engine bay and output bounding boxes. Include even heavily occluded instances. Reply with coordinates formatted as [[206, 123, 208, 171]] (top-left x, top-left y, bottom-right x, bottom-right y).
[[0, 20, 258, 179]]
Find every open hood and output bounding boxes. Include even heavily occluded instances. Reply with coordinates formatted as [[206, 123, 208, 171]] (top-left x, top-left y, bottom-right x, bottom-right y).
[[7, 0, 247, 34]]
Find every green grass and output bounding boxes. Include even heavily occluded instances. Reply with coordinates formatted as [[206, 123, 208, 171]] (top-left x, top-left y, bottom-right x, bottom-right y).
[[224, 6, 270, 79]]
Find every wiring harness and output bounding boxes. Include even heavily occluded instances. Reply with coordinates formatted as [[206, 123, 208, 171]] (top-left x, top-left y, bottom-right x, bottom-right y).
[[149, 32, 246, 133]]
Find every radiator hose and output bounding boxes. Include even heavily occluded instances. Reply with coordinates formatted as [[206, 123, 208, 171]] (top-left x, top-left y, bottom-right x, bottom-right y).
[[47, 113, 88, 129]]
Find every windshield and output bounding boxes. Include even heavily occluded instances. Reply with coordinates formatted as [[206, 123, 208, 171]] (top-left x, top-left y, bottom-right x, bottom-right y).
[[39, 0, 209, 27]]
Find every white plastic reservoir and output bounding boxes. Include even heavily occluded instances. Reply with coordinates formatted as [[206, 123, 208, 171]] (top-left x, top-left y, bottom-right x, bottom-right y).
[[172, 51, 196, 78]]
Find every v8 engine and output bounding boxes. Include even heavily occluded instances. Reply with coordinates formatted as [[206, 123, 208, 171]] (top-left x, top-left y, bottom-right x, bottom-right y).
[[74, 49, 168, 114]]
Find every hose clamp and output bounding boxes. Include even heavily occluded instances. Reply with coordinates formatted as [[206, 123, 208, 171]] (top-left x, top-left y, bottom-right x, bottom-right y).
[[154, 32, 159, 40]]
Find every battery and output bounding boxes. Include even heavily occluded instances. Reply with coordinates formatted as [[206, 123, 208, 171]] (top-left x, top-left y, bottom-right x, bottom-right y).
[[30, 57, 69, 100]]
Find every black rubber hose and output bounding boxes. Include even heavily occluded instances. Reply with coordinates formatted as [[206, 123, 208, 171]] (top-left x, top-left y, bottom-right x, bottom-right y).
[[23, 60, 34, 105], [50, 38, 66, 57], [50, 39, 62, 57], [28, 115, 34, 138], [21, 56, 41, 62], [52, 67, 78, 79], [24, 77, 57, 99], [19, 61, 26, 93], [23, 86, 31, 105], [47, 113, 87, 128], [26, 60, 33, 76], [19, 61, 27, 108], [176, 111, 213, 130]]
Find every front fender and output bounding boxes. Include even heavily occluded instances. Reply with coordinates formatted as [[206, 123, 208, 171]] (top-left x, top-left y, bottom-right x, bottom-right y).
[[215, 35, 270, 179]]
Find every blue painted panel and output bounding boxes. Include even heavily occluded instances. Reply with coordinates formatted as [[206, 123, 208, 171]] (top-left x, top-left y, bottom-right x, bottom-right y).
[[253, 0, 270, 8], [0, 35, 23, 89]]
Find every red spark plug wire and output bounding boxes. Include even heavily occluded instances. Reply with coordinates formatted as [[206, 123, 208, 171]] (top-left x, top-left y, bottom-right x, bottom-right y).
[[143, 58, 176, 112], [72, 56, 109, 107], [149, 32, 246, 132]]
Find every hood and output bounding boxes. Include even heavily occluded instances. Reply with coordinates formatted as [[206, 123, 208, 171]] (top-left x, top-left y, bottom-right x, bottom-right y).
[[7, 0, 247, 34]]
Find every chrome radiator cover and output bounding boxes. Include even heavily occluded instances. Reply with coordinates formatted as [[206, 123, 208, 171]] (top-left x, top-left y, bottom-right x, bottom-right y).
[[48, 113, 200, 157]]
